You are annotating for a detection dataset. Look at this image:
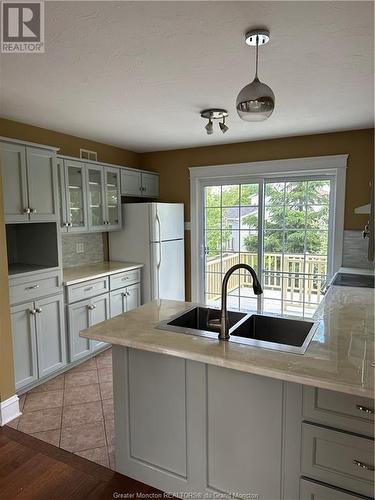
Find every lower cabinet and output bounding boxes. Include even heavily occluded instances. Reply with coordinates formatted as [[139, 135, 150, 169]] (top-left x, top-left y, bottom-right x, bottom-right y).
[[300, 479, 367, 500], [11, 294, 66, 390], [68, 293, 110, 362], [110, 283, 141, 318]]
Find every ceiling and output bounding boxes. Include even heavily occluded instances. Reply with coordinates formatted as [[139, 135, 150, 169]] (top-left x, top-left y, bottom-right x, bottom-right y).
[[0, 1, 374, 152]]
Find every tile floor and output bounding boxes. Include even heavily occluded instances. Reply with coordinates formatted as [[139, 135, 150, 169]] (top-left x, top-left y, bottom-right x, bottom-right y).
[[7, 348, 115, 469]]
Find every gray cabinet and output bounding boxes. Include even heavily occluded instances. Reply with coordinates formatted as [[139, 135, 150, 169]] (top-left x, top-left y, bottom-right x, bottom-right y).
[[90, 293, 110, 352], [121, 169, 159, 198], [1, 142, 29, 223], [10, 302, 38, 389], [1, 142, 58, 223], [68, 293, 110, 361], [26, 147, 58, 222], [110, 282, 141, 318], [35, 295, 66, 378], [11, 294, 66, 390], [104, 167, 121, 230], [68, 299, 91, 362], [58, 158, 88, 232], [87, 164, 107, 232]]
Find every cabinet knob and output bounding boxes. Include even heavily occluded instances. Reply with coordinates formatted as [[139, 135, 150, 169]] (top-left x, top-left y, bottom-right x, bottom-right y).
[[87, 304, 96, 310], [24, 208, 31, 214], [68, 222, 72, 227], [35, 307, 42, 314], [30, 208, 37, 213], [29, 309, 36, 315]]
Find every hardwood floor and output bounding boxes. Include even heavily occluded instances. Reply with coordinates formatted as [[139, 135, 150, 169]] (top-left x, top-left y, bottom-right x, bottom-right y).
[[0, 426, 163, 499]]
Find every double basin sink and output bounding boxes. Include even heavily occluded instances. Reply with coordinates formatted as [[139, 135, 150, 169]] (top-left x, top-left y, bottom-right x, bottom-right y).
[[157, 306, 319, 354]]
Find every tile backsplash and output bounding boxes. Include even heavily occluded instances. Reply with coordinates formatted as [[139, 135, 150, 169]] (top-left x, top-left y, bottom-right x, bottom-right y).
[[342, 230, 373, 269], [62, 233, 104, 268]]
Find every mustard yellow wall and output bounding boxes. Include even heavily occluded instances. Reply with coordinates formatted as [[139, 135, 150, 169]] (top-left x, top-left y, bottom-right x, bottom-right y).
[[140, 128, 374, 299]]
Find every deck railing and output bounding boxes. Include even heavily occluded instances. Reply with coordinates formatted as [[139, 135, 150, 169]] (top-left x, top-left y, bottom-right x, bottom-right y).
[[206, 253, 327, 303]]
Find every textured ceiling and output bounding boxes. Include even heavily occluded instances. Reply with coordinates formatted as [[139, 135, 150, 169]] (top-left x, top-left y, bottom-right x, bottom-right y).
[[0, 1, 373, 152]]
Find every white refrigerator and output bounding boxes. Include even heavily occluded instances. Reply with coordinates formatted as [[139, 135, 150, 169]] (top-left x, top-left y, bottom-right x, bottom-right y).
[[109, 203, 185, 303]]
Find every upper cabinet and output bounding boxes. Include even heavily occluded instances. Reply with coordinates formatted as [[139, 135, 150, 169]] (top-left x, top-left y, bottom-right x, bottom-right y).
[[58, 156, 122, 233], [1, 141, 58, 223], [121, 169, 159, 198], [58, 158, 88, 232]]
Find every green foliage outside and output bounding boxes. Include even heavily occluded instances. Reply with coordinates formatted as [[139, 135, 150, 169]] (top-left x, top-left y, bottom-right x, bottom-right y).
[[205, 181, 330, 258]]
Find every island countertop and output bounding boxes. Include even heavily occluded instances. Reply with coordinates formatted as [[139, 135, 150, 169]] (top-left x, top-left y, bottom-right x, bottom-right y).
[[80, 284, 374, 398], [63, 261, 143, 285]]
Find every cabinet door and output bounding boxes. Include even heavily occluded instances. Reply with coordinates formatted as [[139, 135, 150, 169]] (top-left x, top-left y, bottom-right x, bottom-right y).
[[89, 293, 110, 351], [126, 283, 141, 312], [1, 142, 29, 222], [104, 167, 121, 230], [10, 302, 38, 390], [110, 288, 126, 318], [141, 173, 159, 198], [87, 165, 107, 231], [65, 159, 88, 232], [35, 294, 67, 378], [57, 158, 68, 232], [26, 147, 58, 221], [120, 169, 142, 197], [68, 300, 91, 362]]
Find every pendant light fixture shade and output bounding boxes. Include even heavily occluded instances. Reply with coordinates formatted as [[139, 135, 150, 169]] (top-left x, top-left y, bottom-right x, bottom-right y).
[[236, 29, 275, 122]]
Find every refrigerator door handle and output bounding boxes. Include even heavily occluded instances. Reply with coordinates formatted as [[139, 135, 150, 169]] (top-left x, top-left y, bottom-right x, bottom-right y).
[[156, 211, 162, 268]]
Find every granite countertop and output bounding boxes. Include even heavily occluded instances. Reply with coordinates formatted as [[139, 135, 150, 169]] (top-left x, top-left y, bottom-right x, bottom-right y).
[[63, 261, 143, 285], [81, 284, 374, 398]]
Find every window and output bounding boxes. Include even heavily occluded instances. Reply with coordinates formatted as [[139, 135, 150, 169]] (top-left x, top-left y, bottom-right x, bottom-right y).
[[190, 155, 346, 319]]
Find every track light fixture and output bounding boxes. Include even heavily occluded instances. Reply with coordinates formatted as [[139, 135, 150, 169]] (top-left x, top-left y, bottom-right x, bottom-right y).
[[200, 109, 229, 135]]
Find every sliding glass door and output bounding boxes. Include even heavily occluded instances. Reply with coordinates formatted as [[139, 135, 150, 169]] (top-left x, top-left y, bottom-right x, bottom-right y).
[[203, 177, 332, 318]]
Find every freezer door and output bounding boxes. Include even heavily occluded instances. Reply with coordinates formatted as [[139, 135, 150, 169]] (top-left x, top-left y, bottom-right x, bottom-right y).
[[150, 203, 184, 242], [150, 239, 185, 300]]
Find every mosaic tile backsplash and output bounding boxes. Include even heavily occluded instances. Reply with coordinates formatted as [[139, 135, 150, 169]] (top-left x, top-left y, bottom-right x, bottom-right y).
[[62, 233, 104, 268], [342, 230, 373, 269]]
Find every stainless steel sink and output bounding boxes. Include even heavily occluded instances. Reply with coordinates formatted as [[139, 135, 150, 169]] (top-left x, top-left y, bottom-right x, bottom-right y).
[[157, 305, 319, 354], [158, 306, 246, 339], [230, 314, 318, 354]]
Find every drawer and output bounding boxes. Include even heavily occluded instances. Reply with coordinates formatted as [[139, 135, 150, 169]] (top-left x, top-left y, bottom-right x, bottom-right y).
[[9, 270, 62, 305], [110, 268, 141, 291], [301, 423, 374, 497], [66, 276, 109, 304], [303, 386, 374, 437], [300, 478, 369, 500]]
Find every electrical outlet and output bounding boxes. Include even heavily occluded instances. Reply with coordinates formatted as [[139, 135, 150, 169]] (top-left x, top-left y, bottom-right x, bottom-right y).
[[76, 243, 85, 253]]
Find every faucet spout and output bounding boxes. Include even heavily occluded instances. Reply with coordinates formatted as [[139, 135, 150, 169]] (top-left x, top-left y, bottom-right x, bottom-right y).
[[208, 264, 263, 340]]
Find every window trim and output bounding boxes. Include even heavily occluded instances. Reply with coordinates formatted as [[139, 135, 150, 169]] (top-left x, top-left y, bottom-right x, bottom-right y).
[[189, 154, 348, 303]]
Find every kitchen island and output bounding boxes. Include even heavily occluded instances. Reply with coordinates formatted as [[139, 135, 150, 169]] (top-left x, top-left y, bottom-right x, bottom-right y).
[[81, 284, 374, 499]]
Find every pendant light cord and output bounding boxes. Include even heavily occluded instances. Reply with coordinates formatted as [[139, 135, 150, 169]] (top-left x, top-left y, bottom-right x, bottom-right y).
[[255, 34, 259, 79]]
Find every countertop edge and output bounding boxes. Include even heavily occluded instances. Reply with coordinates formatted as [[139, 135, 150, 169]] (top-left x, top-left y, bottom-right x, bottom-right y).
[[80, 330, 374, 399], [63, 263, 144, 286]]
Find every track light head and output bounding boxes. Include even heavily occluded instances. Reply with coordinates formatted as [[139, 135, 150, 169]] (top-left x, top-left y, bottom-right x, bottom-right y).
[[200, 109, 229, 135], [205, 119, 213, 135]]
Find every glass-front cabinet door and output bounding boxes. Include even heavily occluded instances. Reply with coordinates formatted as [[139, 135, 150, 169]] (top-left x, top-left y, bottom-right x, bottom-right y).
[[87, 165, 106, 231], [104, 167, 121, 230], [65, 160, 88, 232]]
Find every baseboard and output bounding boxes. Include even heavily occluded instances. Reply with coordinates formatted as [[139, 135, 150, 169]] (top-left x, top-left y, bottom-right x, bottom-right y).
[[0, 394, 21, 426]]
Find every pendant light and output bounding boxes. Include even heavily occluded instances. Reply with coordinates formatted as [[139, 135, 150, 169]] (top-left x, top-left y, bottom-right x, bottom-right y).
[[236, 29, 275, 121]]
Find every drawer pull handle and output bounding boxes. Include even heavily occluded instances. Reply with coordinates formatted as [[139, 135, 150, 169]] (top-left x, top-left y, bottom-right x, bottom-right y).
[[353, 459, 374, 471], [122, 277, 129, 281], [26, 284, 40, 290], [87, 304, 96, 310], [84, 287, 94, 291], [356, 404, 374, 415]]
